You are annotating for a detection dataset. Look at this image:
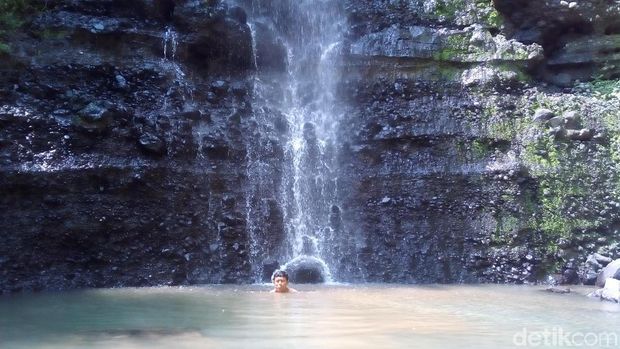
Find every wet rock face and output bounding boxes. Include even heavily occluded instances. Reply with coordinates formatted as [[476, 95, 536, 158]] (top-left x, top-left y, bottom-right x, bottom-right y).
[[0, 0, 255, 293], [494, 0, 620, 85], [335, 0, 620, 284], [2, 0, 620, 292]]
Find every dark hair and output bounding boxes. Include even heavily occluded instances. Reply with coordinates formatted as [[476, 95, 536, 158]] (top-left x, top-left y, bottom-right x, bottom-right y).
[[271, 269, 289, 282]]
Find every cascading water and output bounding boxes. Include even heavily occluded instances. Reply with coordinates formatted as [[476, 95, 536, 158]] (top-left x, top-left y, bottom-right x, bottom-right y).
[[161, 26, 194, 110], [246, 0, 348, 283]]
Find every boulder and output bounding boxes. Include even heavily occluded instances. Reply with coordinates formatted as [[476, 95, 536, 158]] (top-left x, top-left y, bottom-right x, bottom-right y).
[[600, 278, 620, 303], [593, 253, 613, 266], [546, 286, 571, 294], [564, 129, 593, 141], [532, 108, 555, 122], [282, 256, 329, 284], [138, 131, 166, 155], [596, 259, 620, 288], [546, 111, 583, 132], [78, 101, 112, 123], [561, 111, 581, 130]]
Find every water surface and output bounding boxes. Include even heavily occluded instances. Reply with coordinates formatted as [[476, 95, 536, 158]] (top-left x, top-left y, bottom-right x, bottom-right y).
[[1, 284, 618, 348]]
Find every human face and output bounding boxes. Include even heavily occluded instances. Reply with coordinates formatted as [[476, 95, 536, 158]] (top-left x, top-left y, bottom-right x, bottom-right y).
[[273, 276, 289, 293]]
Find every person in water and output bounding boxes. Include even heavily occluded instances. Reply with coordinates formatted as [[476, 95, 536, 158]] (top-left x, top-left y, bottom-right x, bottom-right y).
[[271, 270, 298, 293]]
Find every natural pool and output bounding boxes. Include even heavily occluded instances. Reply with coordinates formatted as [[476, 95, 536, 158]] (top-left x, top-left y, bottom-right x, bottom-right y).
[[1, 284, 619, 348]]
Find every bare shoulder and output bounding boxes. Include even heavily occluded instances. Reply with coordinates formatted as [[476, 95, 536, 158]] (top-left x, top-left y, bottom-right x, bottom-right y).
[[289, 288, 299, 293]]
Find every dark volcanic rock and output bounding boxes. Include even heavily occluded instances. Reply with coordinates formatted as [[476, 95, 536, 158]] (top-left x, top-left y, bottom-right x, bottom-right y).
[[283, 256, 328, 284], [1, 0, 620, 293], [0, 0, 255, 293]]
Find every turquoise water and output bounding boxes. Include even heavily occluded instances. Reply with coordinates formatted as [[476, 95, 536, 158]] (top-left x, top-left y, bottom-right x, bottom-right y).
[[1, 284, 618, 348]]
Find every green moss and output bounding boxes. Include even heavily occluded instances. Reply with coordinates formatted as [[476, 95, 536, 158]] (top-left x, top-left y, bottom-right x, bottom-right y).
[[475, 0, 503, 28], [433, 34, 470, 61], [471, 139, 490, 159], [523, 136, 560, 173], [434, 0, 465, 20], [492, 214, 520, 244], [434, 63, 462, 81], [0, 41, 9, 54], [587, 77, 620, 97], [0, 0, 40, 53], [496, 63, 531, 82], [486, 116, 533, 141], [522, 135, 603, 241], [0, 0, 34, 29]]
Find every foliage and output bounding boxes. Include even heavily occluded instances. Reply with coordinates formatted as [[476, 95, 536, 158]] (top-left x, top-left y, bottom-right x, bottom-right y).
[[588, 79, 620, 99], [0, 0, 39, 53]]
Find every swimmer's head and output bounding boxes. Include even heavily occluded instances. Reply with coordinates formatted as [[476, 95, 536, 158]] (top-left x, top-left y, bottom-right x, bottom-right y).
[[271, 269, 290, 293], [271, 269, 289, 282]]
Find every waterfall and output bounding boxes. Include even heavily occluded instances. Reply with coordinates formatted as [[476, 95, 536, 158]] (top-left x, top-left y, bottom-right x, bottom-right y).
[[246, 0, 346, 283], [161, 26, 193, 110]]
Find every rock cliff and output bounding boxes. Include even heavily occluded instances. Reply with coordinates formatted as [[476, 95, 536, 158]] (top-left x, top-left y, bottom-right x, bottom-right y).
[[1, 0, 620, 292]]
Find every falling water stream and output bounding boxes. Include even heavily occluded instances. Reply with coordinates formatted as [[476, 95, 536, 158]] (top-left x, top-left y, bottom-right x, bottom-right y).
[[246, 0, 346, 282], [161, 26, 194, 111]]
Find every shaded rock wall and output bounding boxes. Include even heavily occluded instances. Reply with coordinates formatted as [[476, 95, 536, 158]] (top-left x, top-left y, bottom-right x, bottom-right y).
[[1, 0, 620, 292], [0, 0, 256, 292]]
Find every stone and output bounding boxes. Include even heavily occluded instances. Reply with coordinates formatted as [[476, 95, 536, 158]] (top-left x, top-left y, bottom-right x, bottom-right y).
[[282, 256, 329, 284], [564, 129, 592, 141], [533, 108, 555, 122], [593, 253, 613, 266], [180, 110, 206, 121], [138, 132, 166, 155], [349, 24, 543, 63], [547, 116, 565, 128], [114, 74, 128, 90], [227, 6, 247, 24], [601, 278, 620, 303], [461, 66, 520, 87], [210, 80, 229, 95], [586, 254, 602, 268], [583, 269, 599, 286], [561, 111, 581, 129], [546, 286, 571, 294], [78, 101, 111, 123], [596, 259, 620, 287]]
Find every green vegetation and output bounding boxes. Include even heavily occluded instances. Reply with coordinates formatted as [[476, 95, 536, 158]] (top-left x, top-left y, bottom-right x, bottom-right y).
[[476, 89, 620, 276], [434, 0, 464, 20], [0, 0, 39, 53], [522, 136, 602, 242], [474, 0, 503, 28], [492, 214, 519, 244], [590, 79, 620, 96], [432, 0, 503, 28], [433, 33, 469, 61], [471, 139, 490, 159]]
